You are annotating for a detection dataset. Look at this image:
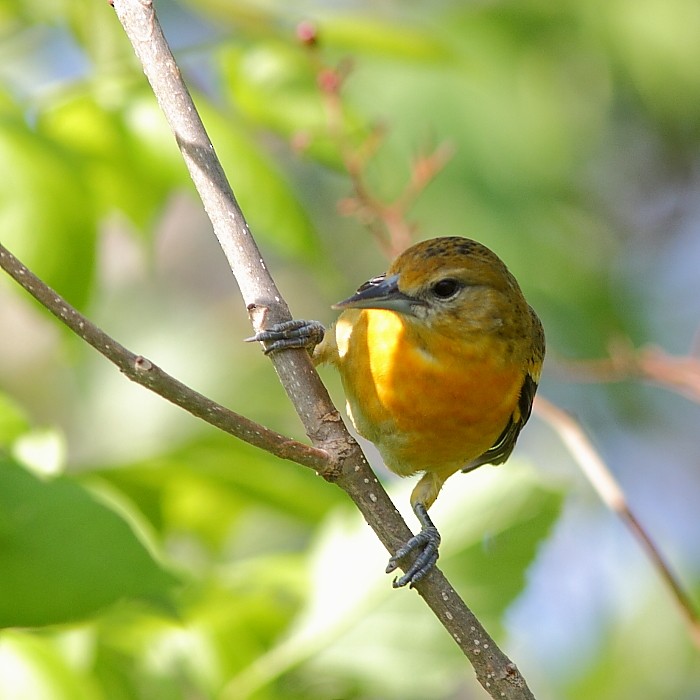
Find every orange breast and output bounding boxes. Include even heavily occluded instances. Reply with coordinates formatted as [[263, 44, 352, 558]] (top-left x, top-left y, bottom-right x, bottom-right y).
[[335, 309, 523, 478]]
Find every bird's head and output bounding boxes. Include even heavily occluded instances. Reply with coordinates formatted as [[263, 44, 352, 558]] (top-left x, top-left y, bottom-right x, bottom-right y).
[[333, 237, 528, 338]]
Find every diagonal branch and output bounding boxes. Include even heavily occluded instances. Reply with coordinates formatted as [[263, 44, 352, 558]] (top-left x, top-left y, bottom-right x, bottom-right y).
[[102, 0, 537, 697], [0, 243, 329, 473], [555, 338, 700, 405], [535, 396, 700, 650]]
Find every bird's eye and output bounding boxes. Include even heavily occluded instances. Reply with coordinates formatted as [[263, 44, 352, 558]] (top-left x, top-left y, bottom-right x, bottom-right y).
[[431, 279, 461, 299]]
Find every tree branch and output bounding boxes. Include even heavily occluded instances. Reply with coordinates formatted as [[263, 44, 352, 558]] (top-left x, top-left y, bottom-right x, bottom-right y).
[[554, 337, 700, 405], [535, 396, 700, 650], [0, 244, 329, 473]]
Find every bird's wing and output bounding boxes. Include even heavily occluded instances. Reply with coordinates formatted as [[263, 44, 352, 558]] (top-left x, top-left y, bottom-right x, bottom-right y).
[[462, 371, 538, 473]]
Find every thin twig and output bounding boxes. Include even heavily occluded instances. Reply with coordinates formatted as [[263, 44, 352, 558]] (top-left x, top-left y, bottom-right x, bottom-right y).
[[637, 346, 700, 403], [105, 1, 537, 697], [534, 396, 700, 649], [0, 244, 330, 473], [555, 338, 700, 404], [298, 23, 451, 259]]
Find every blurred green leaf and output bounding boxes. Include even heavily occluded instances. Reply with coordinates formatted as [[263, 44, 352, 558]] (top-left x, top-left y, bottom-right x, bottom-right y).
[[184, 560, 308, 682], [197, 97, 322, 260], [38, 91, 187, 230], [0, 114, 96, 308], [0, 457, 177, 627], [0, 630, 98, 700], [321, 16, 451, 60], [219, 41, 369, 167], [97, 436, 347, 552], [602, 0, 700, 131], [443, 470, 562, 631], [0, 393, 30, 448]]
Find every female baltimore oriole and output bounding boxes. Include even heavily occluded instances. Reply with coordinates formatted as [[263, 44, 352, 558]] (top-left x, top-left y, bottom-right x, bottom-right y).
[[251, 237, 545, 587]]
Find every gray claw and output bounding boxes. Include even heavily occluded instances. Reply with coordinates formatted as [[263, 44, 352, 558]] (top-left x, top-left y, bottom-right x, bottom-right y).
[[246, 320, 325, 355], [388, 502, 441, 588]]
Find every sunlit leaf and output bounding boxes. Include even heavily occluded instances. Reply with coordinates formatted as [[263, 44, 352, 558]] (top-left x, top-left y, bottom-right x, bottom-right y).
[[38, 91, 186, 230], [0, 631, 98, 700], [97, 436, 347, 552], [219, 41, 369, 167], [321, 16, 451, 61]]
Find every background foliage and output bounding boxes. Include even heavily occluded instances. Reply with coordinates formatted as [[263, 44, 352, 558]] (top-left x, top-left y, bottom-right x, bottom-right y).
[[1, 0, 699, 698]]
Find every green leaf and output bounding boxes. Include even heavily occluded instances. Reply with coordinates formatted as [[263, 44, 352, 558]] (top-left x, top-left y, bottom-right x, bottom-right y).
[[0, 457, 177, 628], [0, 630, 99, 700], [98, 435, 347, 550], [441, 468, 562, 630], [38, 91, 186, 230], [197, 99, 322, 260], [219, 41, 368, 167], [603, 0, 700, 128], [321, 16, 451, 61], [0, 393, 30, 448], [0, 114, 96, 309]]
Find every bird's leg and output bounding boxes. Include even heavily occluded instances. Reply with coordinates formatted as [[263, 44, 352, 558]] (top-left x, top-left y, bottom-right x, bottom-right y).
[[246, 320, 325, 355], [386, 502, 441, 588]]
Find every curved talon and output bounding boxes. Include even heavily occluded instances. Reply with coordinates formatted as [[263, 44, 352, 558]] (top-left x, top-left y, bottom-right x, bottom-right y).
[[246, 320, 325, 355], [387, 502, 441, 588]]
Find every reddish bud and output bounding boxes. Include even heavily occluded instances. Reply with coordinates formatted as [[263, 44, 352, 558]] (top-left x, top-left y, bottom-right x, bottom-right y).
[[317, 68, 341, 93], [412, 156, 434, 184], [291, 131, 312, 153], [296, 20, 318, 46], [337, 198, 357, 216]]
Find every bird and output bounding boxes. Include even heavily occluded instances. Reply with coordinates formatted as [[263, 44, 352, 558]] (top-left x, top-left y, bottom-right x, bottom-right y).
[[250, 236, 545, 588]]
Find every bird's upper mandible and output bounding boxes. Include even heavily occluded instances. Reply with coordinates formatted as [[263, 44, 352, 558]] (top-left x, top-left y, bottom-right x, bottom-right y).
[[335, 237, 534, 342]]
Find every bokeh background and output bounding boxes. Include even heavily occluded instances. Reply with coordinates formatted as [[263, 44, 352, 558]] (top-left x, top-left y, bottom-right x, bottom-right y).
[[1, 1, 699, 698]]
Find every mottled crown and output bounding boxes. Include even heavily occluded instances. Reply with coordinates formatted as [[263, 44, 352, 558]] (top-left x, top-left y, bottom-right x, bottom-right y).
[[388, 237, 518, 295]]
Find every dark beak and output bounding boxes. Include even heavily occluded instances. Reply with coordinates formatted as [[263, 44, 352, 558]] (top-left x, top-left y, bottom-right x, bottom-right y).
[[332, 274, 421, 315]]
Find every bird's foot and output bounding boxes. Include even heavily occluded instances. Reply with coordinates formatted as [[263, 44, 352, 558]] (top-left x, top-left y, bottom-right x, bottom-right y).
[[386, 503, 441, 588], [246, 319, 325, 355]]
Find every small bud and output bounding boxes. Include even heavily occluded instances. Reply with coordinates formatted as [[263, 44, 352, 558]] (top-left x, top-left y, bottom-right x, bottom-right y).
[[134, 355, 153, 371], [291, 131, 312, 153], [412, 155, 434, 184], [337, 197, 361, 216], [317, 68, 341, 93], [296, 20, 318, 46]]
